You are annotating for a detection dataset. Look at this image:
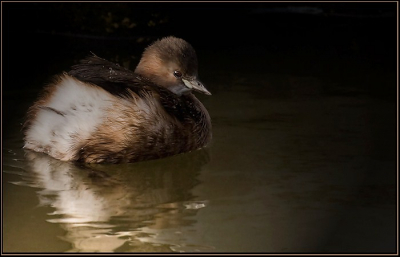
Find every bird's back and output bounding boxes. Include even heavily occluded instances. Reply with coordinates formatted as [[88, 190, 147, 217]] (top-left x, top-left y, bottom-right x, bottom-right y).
[[24, 56, 212, 163]]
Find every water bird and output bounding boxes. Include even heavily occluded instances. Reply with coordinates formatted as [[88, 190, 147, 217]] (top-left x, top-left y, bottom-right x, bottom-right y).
[[23, 36, 212, 163]]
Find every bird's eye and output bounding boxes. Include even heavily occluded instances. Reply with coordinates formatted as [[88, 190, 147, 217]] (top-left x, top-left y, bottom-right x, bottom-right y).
[[174, 70, 182, 78]]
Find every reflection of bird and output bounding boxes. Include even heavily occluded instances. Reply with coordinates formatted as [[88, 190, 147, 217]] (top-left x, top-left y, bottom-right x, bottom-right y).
[[23, 149, 209, 252], [23, 36, 212, 163]]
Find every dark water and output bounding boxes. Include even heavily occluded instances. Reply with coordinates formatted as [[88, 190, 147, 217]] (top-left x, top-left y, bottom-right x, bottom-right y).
[[2, 3, 398, 253], [3, 64, 397, 253]]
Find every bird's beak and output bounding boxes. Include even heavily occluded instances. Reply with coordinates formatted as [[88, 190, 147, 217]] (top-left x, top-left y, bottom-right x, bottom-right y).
[[182, 78, 212, 95]]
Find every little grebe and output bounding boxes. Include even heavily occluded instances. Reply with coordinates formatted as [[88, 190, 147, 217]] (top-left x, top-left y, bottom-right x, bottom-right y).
[[23, 36, 212, 163]]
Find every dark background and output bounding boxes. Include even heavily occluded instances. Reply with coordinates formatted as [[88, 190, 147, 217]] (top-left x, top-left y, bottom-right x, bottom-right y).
[[2, 2, 397, 97]]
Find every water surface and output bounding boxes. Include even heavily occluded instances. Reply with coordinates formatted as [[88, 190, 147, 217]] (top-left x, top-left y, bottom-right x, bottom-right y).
[[3, 62, 396, 252]]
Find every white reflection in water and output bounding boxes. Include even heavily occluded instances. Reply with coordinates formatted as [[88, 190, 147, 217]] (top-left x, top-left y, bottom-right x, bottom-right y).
[[3, 76, 396, 252], [22, 150, 212, 252]]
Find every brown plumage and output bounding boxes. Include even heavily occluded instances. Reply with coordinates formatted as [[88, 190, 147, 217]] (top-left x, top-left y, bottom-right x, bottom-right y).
[[23, 36, 212, 163]]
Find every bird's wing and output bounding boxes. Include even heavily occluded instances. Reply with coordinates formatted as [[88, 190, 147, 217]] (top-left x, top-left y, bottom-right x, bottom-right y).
[[68, 54, 195, 120], [68, 54, 150, 98]]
